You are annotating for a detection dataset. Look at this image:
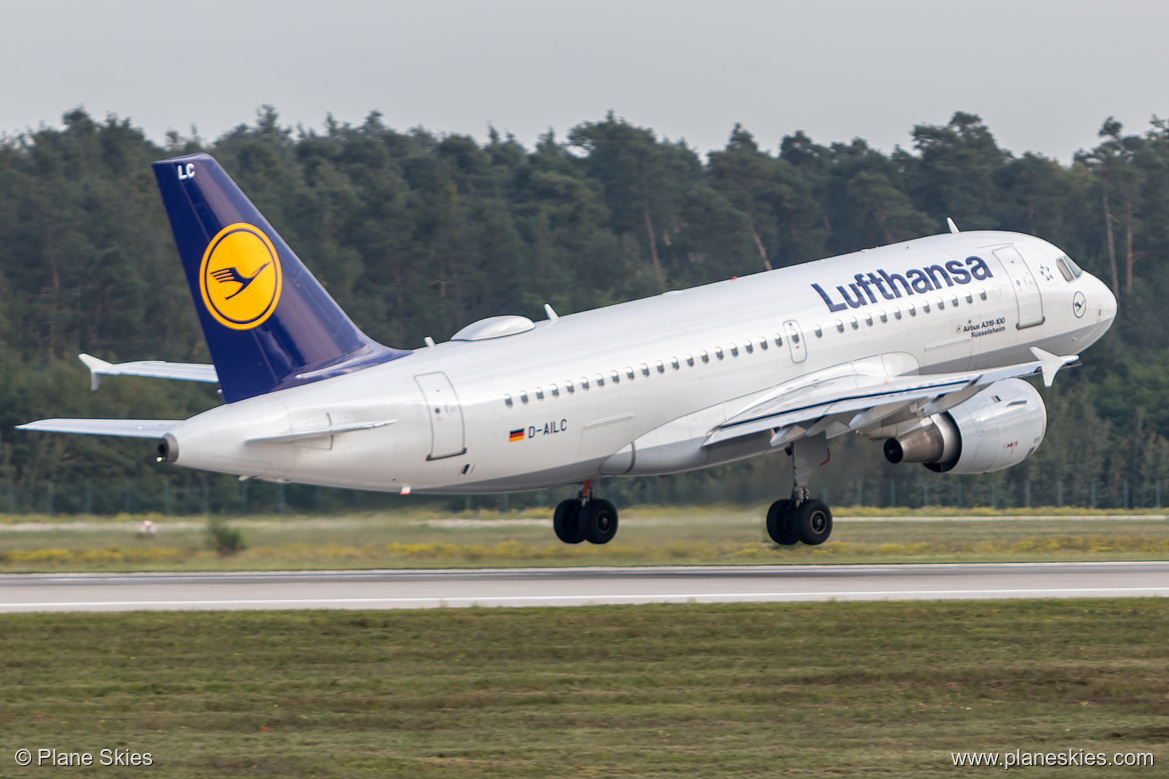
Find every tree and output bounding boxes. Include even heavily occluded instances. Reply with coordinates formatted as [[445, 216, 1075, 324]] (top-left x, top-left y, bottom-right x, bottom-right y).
[[902, 112, 1010, 228]]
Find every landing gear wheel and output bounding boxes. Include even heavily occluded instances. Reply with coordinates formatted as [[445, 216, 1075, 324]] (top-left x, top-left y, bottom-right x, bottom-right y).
[[553, 499, 585, 544], [581, 499, 619, 545], [794, 499, 832, 546], [766, 499, 799, 545]]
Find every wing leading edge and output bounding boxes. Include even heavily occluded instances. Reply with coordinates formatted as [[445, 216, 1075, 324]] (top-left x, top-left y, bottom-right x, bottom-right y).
[[16, 419, 183, 438], [705, 348, 1076, 449]]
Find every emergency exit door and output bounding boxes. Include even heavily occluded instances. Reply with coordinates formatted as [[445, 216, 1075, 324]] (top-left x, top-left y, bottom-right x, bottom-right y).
[[784, 320, 807, 363]]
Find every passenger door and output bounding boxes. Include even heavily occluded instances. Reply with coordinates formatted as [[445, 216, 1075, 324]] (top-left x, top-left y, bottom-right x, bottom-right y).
[[414, 372, 466, 460], [993, 246, 1045, 329]]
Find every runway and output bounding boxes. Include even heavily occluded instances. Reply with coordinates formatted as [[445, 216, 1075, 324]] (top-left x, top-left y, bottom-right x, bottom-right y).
[[1, 561, 1168, 612]]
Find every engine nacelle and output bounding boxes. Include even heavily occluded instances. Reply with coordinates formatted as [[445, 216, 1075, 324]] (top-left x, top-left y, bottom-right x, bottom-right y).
[[883, 378, 1047, 474]]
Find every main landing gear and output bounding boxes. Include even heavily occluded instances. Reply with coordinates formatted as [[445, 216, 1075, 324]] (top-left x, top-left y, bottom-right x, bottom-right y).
[[766, 433, 833, 546], [553, 480, 618, 545]]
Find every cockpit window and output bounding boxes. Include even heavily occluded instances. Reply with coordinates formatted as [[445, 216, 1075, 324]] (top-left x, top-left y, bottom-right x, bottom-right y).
[[1057, 255, 1083, 281]]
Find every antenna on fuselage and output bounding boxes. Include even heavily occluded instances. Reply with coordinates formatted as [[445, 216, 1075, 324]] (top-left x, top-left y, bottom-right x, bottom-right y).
[[947, 218, 960, 234], [544, 303, 559, 321]]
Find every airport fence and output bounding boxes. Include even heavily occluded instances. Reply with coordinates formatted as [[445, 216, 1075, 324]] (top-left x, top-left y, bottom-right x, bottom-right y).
[[0, 470, 1163, 517]]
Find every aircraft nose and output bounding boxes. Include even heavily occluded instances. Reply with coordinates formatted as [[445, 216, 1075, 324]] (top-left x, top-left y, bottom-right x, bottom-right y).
[[1089, 274, 1118, 330], [1100, 277, 1117, 323]]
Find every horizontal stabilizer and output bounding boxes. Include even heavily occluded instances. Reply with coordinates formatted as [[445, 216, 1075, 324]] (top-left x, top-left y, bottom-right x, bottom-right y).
[[17, 419, 182, 438], [80, 353, 218, 391], [247, 419, 396, 443]]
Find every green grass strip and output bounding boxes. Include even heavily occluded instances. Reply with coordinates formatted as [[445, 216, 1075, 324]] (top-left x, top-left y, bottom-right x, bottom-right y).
[[3, 509, 1169, 572], [0, 600, 1165, 777]]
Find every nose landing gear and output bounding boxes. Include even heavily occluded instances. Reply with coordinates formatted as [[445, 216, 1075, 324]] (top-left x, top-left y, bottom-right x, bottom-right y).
[[553, 480, 619, 545]]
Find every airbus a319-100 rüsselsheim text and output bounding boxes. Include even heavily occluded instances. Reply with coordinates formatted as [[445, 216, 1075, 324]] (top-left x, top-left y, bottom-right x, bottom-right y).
[[20, 154, 1117, 547]]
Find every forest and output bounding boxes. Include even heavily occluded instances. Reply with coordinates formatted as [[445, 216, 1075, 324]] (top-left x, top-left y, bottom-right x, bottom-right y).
[[0, 107, 1166, 513]]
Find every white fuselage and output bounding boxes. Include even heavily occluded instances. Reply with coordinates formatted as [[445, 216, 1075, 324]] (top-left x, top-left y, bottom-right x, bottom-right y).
[[166, 231, 1116, 493]]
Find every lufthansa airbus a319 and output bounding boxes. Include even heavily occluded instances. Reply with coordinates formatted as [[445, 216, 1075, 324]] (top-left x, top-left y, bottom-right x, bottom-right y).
[[20, 154, 1117, 547]]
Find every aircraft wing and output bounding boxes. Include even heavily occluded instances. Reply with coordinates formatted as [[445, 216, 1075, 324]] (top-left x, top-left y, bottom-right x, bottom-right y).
[[79, 353, 219, 390], [704, 348, 1076, 448], [16, 419, 183, 438]]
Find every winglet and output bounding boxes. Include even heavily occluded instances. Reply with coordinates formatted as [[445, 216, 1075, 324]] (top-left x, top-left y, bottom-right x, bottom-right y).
[[79, 353, 112, 391], [1029, 347, 1078, 387]]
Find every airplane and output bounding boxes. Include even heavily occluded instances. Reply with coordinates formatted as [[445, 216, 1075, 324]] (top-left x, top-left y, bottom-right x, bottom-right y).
[[19, 153, 1117, 547]]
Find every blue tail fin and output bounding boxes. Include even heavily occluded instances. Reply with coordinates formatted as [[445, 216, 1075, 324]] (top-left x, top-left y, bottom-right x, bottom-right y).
[[152, 153, 409, 403]]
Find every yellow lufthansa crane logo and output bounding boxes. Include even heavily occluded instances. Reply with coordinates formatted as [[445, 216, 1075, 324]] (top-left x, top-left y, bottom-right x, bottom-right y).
[[199, 223, 283, 330]]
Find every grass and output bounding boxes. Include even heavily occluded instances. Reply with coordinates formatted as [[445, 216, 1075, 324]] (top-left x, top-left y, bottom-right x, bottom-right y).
[[0, 600, 1165, 777], [0, 506, 1167, 572]]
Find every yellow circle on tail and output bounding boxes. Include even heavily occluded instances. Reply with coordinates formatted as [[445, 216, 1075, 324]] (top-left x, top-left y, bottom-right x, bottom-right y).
[[199, 223, 283, 330]]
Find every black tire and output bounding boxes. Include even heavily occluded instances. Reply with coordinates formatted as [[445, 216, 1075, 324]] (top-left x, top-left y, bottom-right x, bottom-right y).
[[766, 499, 799, 545], [581, 499, 619, 545], [794, 499, 832, 546], [553, 499, 585, 544]]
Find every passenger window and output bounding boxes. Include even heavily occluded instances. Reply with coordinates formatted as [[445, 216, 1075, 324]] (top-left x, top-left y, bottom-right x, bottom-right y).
[[850, 317, 859, 329], [626, 367, 635, 380], [504, 394, 513, 408], [700, 350, 709, 363], [978, 289, 987, 301], [550, 383, 559, 398], [715, 347, 724, 360], [656, 360, 665, 373], [744, 341, 753, 354], [773, 334, 783, 346], [893, 307, 902, 320], [908, 303, 917, 316], [535, 387, 544, 400], [640, 363, 650, 376], [759, 338, 768, 350], [965, 292, 973, 304], [951, 295, 959, 307], [835, 320, 845, 332], [595, 373, 605, 387], [581, 377, 589, 390], [670, 357, 680, 370], [565, 380, 574, 394], [610, 370, 619, 384], [936, 298, 945, 310], [730, 344, 739, 356], [520, 391, 529, 403], [922, 301, 931, 313], [879, 311, 888, 323], [813, 325, 823, 337], [864, 313, 873, 326]]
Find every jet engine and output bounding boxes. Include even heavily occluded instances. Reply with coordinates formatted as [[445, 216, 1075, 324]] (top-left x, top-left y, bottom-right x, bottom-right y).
[[883, 378, 1046, 474]]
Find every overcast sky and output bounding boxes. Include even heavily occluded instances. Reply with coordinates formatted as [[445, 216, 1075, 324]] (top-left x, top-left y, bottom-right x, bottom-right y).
[[3, 0, 1166, 162]]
